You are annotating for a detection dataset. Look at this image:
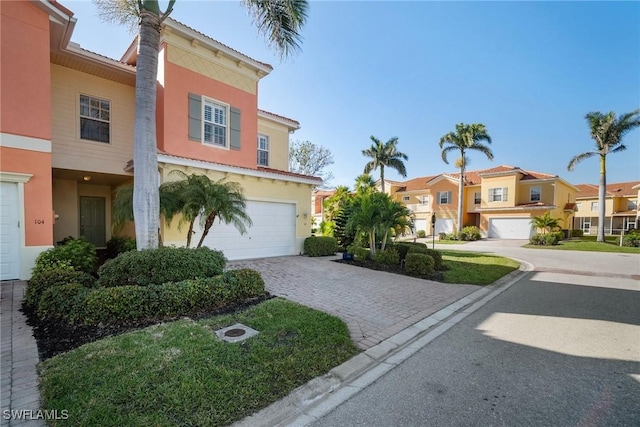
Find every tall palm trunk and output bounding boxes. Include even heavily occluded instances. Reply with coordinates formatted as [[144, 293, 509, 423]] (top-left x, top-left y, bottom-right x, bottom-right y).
[[380, 166, 385, 193], [457, 163, 465, 233], [186, 218, 196, 248], [196, 212, 218, 248], [133, 8, 161, 250], [597, 155, 606, 242]]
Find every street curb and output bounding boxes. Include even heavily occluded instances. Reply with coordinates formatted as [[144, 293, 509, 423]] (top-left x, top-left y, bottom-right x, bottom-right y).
[[232, 259, 534, 427]]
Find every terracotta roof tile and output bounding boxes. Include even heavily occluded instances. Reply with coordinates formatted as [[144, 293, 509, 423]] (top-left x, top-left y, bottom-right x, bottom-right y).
[[394, 175, 439, 192], [575, 181, 640, 198], [258, 109, 300, 127]]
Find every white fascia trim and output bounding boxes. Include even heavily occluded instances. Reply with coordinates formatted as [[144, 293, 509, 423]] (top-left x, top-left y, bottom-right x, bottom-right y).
[[0, 171, 32, 183], [520, 177, 579, 191], [476, 205, 555, 212], [164, 19, 272, 75], [66, 44, 136, 75], [0, 133, 51, 153], [257, 111, 300, 130], [158, 154, 320, 186]]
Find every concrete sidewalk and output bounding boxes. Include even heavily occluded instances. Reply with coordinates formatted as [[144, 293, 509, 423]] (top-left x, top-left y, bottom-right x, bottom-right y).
[[1, 280, 44, 427]]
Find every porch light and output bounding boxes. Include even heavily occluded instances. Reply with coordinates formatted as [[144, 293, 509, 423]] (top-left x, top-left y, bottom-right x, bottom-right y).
[[83, 176, 92, 181]]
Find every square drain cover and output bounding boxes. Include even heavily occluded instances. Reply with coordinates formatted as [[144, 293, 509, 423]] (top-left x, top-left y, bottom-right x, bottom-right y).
[[215, 323, 259, 343]]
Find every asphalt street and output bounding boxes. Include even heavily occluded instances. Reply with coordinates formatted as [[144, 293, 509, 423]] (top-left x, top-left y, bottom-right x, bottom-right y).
[[311, 244, 640, 427]]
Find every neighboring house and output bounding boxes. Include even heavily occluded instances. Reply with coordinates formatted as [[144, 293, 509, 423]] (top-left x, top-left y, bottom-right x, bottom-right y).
[[573, 181, 640, 235], [391, 165, 578, 239], [311, 189, 335, 225], [0, 1, 320, 280]]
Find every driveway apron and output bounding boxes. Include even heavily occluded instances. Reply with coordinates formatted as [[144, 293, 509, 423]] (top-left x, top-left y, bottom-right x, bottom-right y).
[[227, 255, 479, 349]]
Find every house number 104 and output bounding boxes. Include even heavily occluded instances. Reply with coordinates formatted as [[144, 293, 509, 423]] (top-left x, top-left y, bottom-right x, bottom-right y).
[[34, 219, 45, 224]]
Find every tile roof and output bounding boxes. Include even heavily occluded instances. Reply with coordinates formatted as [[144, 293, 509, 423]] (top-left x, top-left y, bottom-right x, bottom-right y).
[[258, 109, 300, 127], [393, 175, 438, 192], [575, 181, 640, 198]]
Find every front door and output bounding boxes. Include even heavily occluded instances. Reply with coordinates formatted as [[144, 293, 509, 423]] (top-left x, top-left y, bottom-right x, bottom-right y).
[[80, 196, 106, 247]]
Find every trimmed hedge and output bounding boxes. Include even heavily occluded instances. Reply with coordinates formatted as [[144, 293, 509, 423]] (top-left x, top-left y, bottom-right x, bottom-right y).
[[408, 244, 428, 254], [105, 236, 136, 260], [25, 269, 96, 309], [621, 230, 640, 247], [405, 253, 435, 277], [97, 247, 226, 287], [373, 248, 400, 266], [304, 236, 338, 257], [416, 230, 426, 238], [459, 226, 482, 241], [530, 231, 564, 246], [32, 237, 97, 275], [425, 249, 444, 271], [39, 269, 265, 325], [570, 229, 584, 238]]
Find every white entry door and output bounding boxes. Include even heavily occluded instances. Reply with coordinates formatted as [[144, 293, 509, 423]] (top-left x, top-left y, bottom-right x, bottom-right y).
[[0, 182, 20, 280], [198, 201, 296, 260], [488, 217, 533, 239]]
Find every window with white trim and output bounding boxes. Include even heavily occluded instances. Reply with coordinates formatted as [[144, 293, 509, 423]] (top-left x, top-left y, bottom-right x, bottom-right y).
[[437, 191, 451, 204], [591, 202, 598, 211], [530, 186, 541, 202], [576, 202, 582, 211], [257, 134, 269, 166], [489, 187, 508, 202], [418, 195, 430, 205], [203, 99, 227, 147], [79, 94, 110, 143], [402, 196, 410, 201], [628, 199, 637, 210], [474, 192, 481, 205]]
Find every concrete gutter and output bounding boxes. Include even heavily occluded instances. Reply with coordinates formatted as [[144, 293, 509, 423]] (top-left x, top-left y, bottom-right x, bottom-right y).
[[233, 259, 534, 427]]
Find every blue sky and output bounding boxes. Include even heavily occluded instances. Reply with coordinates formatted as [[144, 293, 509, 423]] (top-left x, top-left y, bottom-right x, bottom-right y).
[[65, 0, 639, 188]]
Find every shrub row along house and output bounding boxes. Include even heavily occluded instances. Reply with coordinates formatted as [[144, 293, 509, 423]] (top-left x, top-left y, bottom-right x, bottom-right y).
[[312, 166, 640, 239], [0, 0, 320, 280]]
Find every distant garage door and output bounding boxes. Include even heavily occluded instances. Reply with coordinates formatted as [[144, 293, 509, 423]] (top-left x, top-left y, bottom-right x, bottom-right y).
[[488, 217, 533, 239], [435, 218, 454, 235], [0, 182, 20, 280], [414, 219, 427, 234], [199, 201, 296, 260]]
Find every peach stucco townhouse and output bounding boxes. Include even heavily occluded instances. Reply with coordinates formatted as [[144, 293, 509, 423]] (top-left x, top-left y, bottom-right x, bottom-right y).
[[391, 165, 578, 239], [0, 0, 320, 280]]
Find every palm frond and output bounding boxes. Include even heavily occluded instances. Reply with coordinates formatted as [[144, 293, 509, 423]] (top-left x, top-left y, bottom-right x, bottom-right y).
[[567, 151, 596, 171]]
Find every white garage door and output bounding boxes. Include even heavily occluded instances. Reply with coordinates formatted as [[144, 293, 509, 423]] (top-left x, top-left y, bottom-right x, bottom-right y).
[[0, 182, 20, 280], [435, 218, 454, 235], [414, 219, 427, 234], [198, 201, 296, 260], [488, 217, 533, 239]]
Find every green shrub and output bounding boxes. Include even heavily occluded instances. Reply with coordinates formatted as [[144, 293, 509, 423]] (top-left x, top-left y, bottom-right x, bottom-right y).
[[549, 231, 564, 243], [373, 248, 400, 266], [570, 229, 584, 238], [425, 249, 444, 271], [530, 232, 563, 246], [444, 232, 460, 241], [459, 226, 482, 241], [304, 236, 338, 257], [408, 244, 428, 254], [389, 243, 411, 262], [32, 237, 97, 275], [404, 253, 435, 277], [621, 230, 640, 247], [78, 269, 265, 325], [105, 236, 136, 259], [97, 246, 226, 287], [37, 283, 91, 322], [438, 232, 447, 240], [529, 233, 545, 245], [416, 230, 426, 238], [25, 269, 96, 309]]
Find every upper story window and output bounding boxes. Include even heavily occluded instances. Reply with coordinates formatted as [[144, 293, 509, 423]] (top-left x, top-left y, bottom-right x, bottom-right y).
[[474, 192, 481, 205], [418, 195, 430, 205], [576, 202, 582, 211], [188, 93, 241, 150], [591, 202, 598, 211], [402, 196, 410, 202], [79, 94, 110, 143], [203, 99, 227, 147], [437, 191, 451, 204], [628, 199, 638, 210], [530, 186, 541, 202], [257, 134, 269, 166], [489, 187, 508, 202]]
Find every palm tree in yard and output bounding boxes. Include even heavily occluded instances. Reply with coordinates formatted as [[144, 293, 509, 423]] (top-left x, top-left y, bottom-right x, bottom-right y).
[[94, 0, 308, 249], [362, 136, 408, 193], [439, 123, 493, 233], [530, 212, 561, 234], [567, 109, 640, 242]]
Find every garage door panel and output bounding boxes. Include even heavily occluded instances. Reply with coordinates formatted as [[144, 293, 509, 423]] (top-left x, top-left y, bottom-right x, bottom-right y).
[[435, 218, 454, 235], [0, 182, 20, 280], [198, 201, 296, 260], [488, 217, 533, 239], [414, 219, 427, 233]]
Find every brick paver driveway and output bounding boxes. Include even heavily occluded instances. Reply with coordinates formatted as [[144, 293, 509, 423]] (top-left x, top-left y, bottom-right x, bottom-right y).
[[227, 255, 479, 349]]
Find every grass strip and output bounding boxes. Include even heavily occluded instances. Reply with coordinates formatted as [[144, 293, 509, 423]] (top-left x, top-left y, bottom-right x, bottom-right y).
[[440, 250, 520, 285]]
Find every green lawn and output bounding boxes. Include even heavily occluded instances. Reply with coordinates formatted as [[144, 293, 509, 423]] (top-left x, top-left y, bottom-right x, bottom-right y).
[[39, 298, 358, 427], [524, 237, 640, 253], [440, 250, 520, 285]]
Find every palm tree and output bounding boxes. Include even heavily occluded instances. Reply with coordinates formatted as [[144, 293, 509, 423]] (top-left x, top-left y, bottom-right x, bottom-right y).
[[530, 212, 561, 234], [378, 198, 412, 250], [439, 123, 493, 233], [567, 109, 640, 242], [362, 136, 408, 193], [94, 0, 308, 250], [354, 173, 377, 195]]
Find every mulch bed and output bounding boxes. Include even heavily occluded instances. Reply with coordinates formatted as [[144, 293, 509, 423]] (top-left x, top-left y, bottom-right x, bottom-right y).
[[334, 258, 444, 281], [23, 293, 273, 361]]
